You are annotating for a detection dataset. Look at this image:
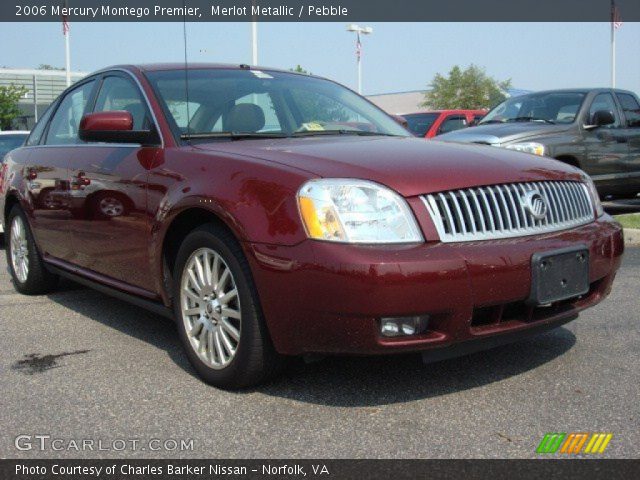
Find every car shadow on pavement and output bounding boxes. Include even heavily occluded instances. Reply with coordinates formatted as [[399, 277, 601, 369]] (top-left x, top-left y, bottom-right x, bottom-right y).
[[44, 274, 576, 406], [45, 279, 195, 375], [254, 328, 576, 406]]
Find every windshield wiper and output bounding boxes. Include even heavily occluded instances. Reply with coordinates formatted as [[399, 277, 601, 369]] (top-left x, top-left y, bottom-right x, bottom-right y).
[[181, 131, 289, 140], [292, 130, 399, 137], [507, 117, 556, 125]]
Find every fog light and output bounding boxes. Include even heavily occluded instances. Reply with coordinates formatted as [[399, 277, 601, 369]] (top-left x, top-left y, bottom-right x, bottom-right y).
[[380, 315, 429, 337]]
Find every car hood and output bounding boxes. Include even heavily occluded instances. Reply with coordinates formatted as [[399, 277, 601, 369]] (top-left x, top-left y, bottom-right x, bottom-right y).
[[437, 122, 572, 145], [194, 136, 581, 197]]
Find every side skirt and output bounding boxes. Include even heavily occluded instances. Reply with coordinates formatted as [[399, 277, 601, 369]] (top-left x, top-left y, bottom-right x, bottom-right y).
[[45, 262, 174, 321]]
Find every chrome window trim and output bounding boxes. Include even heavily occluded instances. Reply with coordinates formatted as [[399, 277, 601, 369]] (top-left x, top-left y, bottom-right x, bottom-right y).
[[21, 144, 142, 150], [422, 181, 594, 243]]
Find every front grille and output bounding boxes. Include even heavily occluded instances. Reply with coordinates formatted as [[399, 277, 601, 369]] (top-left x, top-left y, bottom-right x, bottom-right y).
[[422, 181, 594, 242]]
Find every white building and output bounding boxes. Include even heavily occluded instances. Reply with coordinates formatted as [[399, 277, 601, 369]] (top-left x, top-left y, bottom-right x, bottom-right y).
[[366, 90, 428, 115], [0, 68, 88, 129]]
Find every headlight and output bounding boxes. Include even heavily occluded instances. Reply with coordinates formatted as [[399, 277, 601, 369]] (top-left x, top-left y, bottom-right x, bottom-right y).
[[582, 175, 604, 218], [503, 142, 545, 156], [297, 179, 423, 244]]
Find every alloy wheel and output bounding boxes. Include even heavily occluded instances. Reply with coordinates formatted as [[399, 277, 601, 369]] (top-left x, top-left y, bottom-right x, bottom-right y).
[[99, 197, 124, 217], [180, 247, 242, 369], [10, 216, 29, 283]]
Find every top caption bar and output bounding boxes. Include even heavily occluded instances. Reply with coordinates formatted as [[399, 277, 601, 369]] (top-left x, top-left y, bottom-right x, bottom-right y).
[[3, 0, 640, 22]]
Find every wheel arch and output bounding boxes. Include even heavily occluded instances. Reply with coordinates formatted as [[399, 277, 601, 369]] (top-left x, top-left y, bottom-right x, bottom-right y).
[[156, 205, 245, 306], [3, 192, 21, 226]]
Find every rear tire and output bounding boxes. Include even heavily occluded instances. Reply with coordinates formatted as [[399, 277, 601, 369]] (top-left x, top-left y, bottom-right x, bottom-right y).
[[6, 205, 59, 295], [172, 223, 283, 389]]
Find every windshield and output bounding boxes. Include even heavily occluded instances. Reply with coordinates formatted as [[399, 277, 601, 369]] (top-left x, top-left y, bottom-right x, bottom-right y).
[[145, 69, 410, 139], [0, 134, 27, 158], [480, 92, 587, 125], [403, 113, 439, 136]]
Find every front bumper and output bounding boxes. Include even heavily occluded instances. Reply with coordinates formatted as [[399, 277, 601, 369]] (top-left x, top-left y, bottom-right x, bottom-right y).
[[245, 215, 624, 356]]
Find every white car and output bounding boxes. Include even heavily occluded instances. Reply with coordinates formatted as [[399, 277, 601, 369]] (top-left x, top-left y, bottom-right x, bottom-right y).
[[0, 131, 30, 233]]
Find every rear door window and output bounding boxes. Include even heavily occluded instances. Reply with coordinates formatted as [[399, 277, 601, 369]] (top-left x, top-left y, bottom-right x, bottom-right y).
[[616, 93, 640, 127]]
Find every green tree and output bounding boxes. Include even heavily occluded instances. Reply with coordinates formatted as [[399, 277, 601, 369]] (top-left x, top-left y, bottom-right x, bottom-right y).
[[0, 85, 28, 130], [422, 64, 511, 110], [290, 65, 310, 74]]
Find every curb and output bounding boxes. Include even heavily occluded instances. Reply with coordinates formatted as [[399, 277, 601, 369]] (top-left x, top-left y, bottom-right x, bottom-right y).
[[624, 228, 640, 246]]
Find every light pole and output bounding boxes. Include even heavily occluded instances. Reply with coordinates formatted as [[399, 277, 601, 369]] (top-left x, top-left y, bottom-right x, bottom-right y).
[[346, 24, 372, 94], [251, 0, 258, 65]]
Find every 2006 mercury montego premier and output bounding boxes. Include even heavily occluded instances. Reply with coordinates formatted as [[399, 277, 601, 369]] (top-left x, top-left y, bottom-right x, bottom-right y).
[[0, 64, 623, 388]]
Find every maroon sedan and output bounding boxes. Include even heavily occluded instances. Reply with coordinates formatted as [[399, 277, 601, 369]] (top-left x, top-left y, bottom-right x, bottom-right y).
[[1, 64, 623, 388]]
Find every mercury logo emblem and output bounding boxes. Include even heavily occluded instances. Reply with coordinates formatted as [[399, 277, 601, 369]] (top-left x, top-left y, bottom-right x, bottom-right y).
[[523, 190, 547, 220]]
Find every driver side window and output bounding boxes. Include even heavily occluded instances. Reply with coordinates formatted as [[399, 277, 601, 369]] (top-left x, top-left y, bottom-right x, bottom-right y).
[[589, 93, 620, 128]]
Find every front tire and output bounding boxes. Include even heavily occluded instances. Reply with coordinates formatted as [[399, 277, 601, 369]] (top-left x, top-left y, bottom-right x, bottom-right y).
[[172, 224, 282, 389], [6, 205, 59, 295]]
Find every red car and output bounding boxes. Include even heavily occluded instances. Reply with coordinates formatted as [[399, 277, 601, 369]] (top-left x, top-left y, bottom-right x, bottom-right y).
[[1, 64, 623, 388], [404, 109, 486, 138]]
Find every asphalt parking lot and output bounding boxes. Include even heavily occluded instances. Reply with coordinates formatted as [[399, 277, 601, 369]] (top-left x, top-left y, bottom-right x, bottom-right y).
[[0, 239, 638, 459]]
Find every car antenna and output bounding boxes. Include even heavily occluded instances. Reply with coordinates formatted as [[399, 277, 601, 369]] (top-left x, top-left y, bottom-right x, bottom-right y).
[[182, 1, 192, 142]]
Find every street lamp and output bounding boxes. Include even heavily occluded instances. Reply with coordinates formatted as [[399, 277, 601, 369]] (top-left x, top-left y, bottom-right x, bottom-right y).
[[346, 24, 373, 94]]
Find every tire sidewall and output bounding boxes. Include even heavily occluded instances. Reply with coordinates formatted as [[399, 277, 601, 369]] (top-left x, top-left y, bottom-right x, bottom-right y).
[[172, 226, 263, 388]]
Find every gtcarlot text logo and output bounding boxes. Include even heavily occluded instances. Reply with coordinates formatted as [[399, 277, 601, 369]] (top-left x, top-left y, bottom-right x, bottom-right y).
[[14, 435, 194, 452]]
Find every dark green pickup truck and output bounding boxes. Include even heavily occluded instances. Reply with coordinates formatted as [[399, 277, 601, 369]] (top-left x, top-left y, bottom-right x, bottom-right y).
[[438, 88, 640, 198]]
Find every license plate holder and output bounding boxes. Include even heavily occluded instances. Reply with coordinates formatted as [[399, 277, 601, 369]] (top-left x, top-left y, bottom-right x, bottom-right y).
[[528, 246, 590, 306]]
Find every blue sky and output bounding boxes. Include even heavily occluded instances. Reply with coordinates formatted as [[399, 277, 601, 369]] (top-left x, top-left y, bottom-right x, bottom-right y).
[[2, 22, 639, 94]]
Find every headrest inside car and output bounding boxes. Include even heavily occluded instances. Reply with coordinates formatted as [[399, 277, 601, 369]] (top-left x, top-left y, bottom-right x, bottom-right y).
[[224, 103, 266, 133]]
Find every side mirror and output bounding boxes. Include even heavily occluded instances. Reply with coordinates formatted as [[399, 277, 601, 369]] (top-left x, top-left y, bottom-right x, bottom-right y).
[[584, 110, 615, 130], [391, 114, 408, 128], [79, 111, 159, 145]]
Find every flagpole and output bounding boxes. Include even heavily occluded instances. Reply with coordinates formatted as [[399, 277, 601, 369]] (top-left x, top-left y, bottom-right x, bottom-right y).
[[65, 28, 71, 86], [357, 32, 362, 94], [63, 0, 71, 87], [611, 0, 616, 88], [251, 0, 257, 65], [251, 21, 258, 65]]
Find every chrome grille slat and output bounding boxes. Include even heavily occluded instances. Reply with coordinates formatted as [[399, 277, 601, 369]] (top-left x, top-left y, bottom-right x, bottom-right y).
[[487, 187, 505, 230], [422, 181, 594, 243], [495, 185, 513, 230], [564, 181, 578, 219], [477, 188, 495, 231], [541, 182, 559, 224], [469, 189, 487, 232], [552, 181, 570, 222], [504, 184, 522, 229], [459, 190, 477, 234]]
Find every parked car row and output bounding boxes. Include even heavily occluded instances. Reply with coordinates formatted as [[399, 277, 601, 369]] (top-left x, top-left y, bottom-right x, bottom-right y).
[[401, 89, 640, 199], [0, 64, 626, 388], [0, 131, 29, 233], [437, 89, 640, 199], [403, 109, 486, 138]]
